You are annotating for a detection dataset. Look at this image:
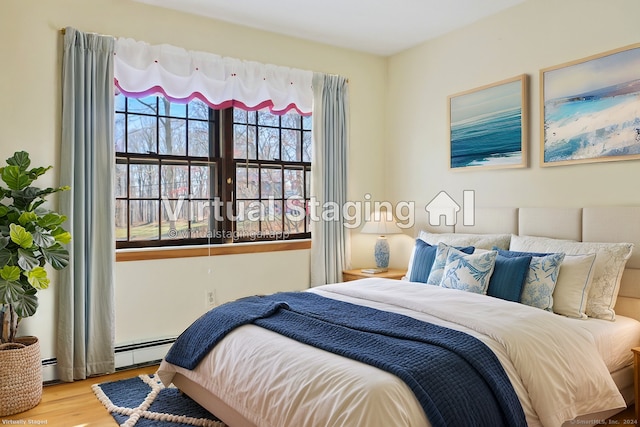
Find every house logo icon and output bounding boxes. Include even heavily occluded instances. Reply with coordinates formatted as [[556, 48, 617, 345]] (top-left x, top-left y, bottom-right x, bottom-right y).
[[425, 190, 475, 226]]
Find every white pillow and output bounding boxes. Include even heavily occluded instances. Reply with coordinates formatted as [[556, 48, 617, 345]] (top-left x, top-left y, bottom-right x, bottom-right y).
[[403, 243, 418, 281], [552, 254, 596, 319], [510, 235, 633, 320], [520, 253, 565, 312], [419, 231, 511, 250], [440, 249, 497, 294]]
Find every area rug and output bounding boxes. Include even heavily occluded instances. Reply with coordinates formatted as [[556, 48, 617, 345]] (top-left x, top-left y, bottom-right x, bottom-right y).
[[92, 373, 227, 427]]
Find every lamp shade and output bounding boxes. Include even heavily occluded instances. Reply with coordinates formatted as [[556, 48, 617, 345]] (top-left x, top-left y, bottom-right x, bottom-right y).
[[360, 211, 402, 236]]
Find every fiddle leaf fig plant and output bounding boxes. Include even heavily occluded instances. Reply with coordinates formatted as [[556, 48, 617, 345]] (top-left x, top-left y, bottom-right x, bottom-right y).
[[0, 151, 71, 344]]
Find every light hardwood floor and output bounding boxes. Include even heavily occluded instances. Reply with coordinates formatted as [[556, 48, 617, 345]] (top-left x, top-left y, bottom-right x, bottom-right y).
[[0, 366, 637, 426], [0, 365, 159, 426]]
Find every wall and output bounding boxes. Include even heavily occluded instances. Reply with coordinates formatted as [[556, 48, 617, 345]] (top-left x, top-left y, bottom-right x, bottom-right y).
[[1, 0, 387, 365], [7, 0, 637, 372], [385, 0, 640, 265], [114, 249, 311, 343]]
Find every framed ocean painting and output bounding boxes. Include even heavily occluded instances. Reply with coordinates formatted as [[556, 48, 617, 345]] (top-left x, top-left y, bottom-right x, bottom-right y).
[[541, 43, 640, 166], [448, 74, 528, 171]]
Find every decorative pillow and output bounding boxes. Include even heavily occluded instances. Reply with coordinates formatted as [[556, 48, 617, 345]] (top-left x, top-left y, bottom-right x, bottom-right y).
[[486, 254, 532, 302], [426, 243, 475, 286], [404, 239, 474, 281], [407, 239, 440, 283], [440, 249, 498, 294], [493, 247, 550, 258], [499, 249, 565, 311], [419, 231, 511, 250], [552, 254, 597, 319], [510, 235, 634, 320], [405, 231, 510, 280]]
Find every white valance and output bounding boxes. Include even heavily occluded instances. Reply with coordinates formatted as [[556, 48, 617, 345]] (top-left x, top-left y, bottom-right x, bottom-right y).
[[114, 38, 313, 115]]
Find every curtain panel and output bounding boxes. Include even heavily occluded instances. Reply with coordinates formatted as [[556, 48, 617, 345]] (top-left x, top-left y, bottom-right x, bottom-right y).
[[114, 38, 313, 115], [58, 27, 116, 381], [310, 73, 351, 286]]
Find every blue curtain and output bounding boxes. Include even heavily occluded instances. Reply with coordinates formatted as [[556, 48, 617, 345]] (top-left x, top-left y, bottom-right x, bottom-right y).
[[310, 73, 351, 285], [58, 27, 115, 381]]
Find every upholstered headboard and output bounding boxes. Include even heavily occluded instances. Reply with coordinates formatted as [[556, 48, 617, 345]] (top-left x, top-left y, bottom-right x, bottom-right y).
[[446, 207, 640, 321]]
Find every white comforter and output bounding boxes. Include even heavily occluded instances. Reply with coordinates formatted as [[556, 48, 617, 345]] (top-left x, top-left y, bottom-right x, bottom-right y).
[[158, 278, 626, 427]]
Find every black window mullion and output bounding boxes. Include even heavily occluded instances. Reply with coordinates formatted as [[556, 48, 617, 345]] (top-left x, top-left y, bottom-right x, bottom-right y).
[[279, 116, 283, 161], [209, 108, 219, 241], [155, 97, 161, 155], [125, 158, 131, 242], [157, 158, 162, 241], [307, 165, 311, 233], [186, 159, 191, 234], [185, 103, 190, 158], [280, 165, 285, 234], [154, 97, 161, 241], [256, 164, 262, 234], [299, 118, 304, 163], [221, 109, 235, 243], [124, 98, 129, 153]]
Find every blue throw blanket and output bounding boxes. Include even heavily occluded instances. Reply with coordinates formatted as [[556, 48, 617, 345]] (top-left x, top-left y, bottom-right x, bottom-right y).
[[165, 292, 526, 427]]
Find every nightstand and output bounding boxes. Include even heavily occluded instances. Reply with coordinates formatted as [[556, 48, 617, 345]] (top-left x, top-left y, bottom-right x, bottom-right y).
[[633, 347, 640, 422], [342, 268, 407, 282]]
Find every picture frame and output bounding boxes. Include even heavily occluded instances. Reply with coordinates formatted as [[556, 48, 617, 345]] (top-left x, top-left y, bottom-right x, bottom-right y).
[[540, 43, 640, 167], [448, 74, 528, 171]]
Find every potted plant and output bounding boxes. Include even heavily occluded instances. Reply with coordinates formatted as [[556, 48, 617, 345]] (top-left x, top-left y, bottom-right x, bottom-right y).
[[0, 151, 71, 416]]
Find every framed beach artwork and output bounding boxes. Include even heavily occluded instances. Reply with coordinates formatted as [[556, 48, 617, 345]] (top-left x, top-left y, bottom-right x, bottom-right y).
[[541, 43, 640, 166], [448, 74, 528, 171]]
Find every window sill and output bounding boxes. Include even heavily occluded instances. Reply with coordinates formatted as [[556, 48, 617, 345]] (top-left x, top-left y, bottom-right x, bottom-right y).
[[116, 239, 311, 262]]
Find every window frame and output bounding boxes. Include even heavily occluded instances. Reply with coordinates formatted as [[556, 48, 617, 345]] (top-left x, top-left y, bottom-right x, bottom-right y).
[[115, 95, 311, 250], [224, 109, 312, 243]]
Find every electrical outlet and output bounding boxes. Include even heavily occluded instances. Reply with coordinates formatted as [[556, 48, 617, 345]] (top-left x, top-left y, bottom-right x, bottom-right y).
[[205, 289, 217, 308]]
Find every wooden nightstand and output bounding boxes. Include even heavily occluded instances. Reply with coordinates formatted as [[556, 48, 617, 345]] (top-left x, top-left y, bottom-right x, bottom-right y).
[[633, 347, 640, 422], [342, 268, 407, 282]]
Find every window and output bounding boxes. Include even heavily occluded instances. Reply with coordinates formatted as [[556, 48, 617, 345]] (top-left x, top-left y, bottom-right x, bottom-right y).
[[115, 95, 311, 249], [232, 109, 312, 242]]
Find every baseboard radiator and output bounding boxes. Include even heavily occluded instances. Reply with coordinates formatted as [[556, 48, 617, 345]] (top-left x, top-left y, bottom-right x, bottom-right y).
[[42, 337, 176, 383]]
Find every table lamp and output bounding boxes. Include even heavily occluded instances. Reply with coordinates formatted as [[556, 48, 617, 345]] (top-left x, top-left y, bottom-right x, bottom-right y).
[[360, 210, 402, 272]]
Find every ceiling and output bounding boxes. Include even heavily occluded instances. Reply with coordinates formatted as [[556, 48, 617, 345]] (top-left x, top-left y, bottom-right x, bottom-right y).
[[133, 0, 525, 56]]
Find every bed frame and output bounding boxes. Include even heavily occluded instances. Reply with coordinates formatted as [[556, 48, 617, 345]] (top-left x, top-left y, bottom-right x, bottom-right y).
[[174, 206, 640, 427]]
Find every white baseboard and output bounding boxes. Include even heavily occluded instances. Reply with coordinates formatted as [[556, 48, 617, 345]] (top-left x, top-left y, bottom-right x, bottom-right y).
[[42, 338, 176, 383], [42, 359, 58, 383], [114, 338, 175, 369]]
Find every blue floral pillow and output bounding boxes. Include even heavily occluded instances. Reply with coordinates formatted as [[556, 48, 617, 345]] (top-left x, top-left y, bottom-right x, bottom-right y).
[[499, 250, 566, 311], [440, 249, 498, 294], [426, 243, 475, 286]]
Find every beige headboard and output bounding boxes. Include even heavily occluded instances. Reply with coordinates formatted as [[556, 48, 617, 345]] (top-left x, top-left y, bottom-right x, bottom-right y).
[[449, 207, 640, 321]]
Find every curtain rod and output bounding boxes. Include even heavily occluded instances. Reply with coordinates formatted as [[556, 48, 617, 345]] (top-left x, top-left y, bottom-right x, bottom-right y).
[[59, 27, 113, 37]]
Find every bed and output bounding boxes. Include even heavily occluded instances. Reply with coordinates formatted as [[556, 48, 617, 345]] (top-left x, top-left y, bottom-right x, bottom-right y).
[[157, 206, 640, 427]]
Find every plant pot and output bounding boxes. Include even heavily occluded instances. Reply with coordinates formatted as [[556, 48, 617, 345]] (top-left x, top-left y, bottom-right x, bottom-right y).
[[0, 336, 42, 416]]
